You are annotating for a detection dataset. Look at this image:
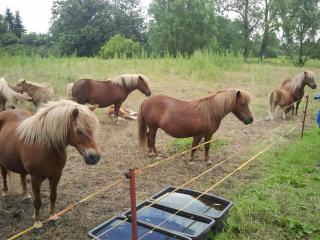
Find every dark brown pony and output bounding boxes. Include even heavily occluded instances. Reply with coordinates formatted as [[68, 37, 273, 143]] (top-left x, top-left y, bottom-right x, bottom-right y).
[[268, 71, 317, 120], [72, 74, 151, 121], [138, 89, 253, 164], [0, 100, 100, 229]]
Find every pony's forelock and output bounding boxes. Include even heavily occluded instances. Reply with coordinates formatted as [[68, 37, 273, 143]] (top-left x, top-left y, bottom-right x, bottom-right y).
[[16, 100, 99, 149]]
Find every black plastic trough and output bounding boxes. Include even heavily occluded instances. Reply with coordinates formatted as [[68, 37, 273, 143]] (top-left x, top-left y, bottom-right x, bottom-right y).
[[88, 216, 192, 240], [150, 187, 233, 232], [123, 200, 215, 240]]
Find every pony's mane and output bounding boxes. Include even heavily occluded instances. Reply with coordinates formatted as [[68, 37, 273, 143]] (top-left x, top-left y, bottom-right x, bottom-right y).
[[190, 89, 251, 125], [16, 100, 99, 149], [291, 71, 315, 91], [0, 77, 20, 99], [110, 74, 150, 89], [18, 79, 43, 87]]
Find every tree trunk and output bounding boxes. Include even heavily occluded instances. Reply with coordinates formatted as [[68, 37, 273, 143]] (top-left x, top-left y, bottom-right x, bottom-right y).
[[259, 0, 269, 61], [243, 0, 250, 62]]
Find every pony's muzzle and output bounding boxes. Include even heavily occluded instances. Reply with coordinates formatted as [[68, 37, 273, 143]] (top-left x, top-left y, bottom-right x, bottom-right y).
[[311, 83, 317, 89], [244, 116, 253, 125], [83, 149, 101, 165], [145, 91, 151, 97]]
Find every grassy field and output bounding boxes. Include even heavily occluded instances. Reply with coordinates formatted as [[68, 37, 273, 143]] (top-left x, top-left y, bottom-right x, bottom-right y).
[[0, 55, 319, 239], [212, 127, 320, 240]]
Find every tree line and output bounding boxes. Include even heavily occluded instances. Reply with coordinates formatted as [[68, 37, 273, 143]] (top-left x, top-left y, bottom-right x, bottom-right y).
[[0, 0, 319, 66]]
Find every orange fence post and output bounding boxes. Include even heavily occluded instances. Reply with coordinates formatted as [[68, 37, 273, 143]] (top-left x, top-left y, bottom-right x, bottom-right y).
[[125, 168, 138, 240]]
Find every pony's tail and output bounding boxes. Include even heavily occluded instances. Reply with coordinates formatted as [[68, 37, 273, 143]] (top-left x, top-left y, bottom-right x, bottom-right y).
[[269, 90, 277, 108], [137, 101, 148, 150]]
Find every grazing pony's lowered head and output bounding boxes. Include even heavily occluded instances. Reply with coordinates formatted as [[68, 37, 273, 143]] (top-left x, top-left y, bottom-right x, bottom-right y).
[[14, 79, 30, 93], [232, 90, 253, 125], [16, 100, 101, 165], [112, 74, 151, 96], [293, 71, 317, 90]]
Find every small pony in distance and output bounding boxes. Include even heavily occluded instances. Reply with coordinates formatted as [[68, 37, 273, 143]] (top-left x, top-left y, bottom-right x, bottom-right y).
[[0, 100, 101, 229], [71, 74, 151, 121], [0, 77, 31, 111], [14, 79, 54, 109], [138, 89, 253, 165], [267, 71, 317, 120]]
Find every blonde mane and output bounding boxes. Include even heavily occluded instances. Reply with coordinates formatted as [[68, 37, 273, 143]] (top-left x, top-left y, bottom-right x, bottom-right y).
[[292, 71, 315, 91], [190, 89, 251, 125], [16, 100, 99, 149], [110, 74, 150, 89], [0, 77, 21, 100]]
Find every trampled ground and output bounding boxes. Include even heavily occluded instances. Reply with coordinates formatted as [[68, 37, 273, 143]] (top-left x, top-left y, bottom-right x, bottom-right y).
[[0, 57, 319, 239]]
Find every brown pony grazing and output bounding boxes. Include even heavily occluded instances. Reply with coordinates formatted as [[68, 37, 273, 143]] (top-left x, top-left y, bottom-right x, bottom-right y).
[[72, 74, 151, 121], [14, 79, 54, 109], [138, 89, 253, 164], [0, 78, 31, 111], [0, 100, 100, 229], [268, 71, 317, 120]]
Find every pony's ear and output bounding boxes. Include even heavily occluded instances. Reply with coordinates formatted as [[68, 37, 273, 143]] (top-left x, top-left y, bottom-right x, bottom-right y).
[[236, 90, 241, 99], [138, 75, 143, 80], [88, 105, 98, 111], [304, 71, 308, 76], [72, 108, 79, 120]]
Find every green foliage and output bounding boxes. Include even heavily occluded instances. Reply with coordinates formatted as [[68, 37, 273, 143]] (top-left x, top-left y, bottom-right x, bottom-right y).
[[0, 32, 19, 47], [99, 34, 141, 59], [12, 11, 25, 38], [148, 0, 216, 57], [275, 0, 320, 66], [213, 128, 320, 239]]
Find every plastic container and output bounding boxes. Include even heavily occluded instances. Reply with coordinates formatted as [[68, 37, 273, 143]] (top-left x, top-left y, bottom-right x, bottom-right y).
[[150, 187, 233, 232], [88, 216, 192, 240], [123, 201, 215, 240]]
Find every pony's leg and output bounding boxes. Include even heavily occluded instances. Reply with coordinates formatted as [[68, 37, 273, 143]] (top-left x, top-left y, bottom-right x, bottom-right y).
[[31, 175, 44, 228], [48, 175, 61, 221], [113, 103, 121, 123], [0, 166, 9, 196], [295, 100, 301, 115], [20, 174, 31, 201], [147, 127, 158, 157], [188, 136, 202, 165], [204, 134, 213, 164]]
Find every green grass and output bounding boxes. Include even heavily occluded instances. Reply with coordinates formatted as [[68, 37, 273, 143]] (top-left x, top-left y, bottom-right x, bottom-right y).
[[211, 128, 320, 240], [170, 137, 228, 153]]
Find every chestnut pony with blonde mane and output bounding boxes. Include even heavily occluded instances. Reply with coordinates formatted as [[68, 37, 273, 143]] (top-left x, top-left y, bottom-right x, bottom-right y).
[[71, 74, 151, 120], [138, 89, 253, 164], [0, 100, 100, 229], [268, 71, 317, 120]]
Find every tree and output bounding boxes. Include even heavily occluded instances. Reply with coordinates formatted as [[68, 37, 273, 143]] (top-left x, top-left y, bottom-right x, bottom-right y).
[[13, 11, 25, 38], [4, 8, 14, 31], [148, 0, 216, 57], [50, 0, 114, 56], [99, 34, 141, 58], [112, 0, 146, 43], [217, 0, 263, 62], [0, 14, 8, 34], [275, 0, 320, 66]]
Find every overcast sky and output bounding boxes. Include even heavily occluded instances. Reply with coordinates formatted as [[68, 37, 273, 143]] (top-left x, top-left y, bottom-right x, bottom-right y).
[[0, 0, 152, 33]]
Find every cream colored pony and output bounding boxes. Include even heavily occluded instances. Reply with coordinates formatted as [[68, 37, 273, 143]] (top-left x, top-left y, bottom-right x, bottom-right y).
[[267, 71, 317, 120], [0, 78, 31, 111], [14, 79, 54, 109]]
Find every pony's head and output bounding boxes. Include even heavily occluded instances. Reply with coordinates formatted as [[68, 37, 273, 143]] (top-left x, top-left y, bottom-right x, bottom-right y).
[[136, 75, 151, 96], [14, 79, 28, 93], [17, 100, 101, 165], [232, 90, 253, 125], [68, 107, 101, 165], [303, 71, 317, 89]]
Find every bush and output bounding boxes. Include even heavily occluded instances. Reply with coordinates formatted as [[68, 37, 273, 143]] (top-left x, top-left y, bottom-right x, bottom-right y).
[[99, 34, 141, 59]]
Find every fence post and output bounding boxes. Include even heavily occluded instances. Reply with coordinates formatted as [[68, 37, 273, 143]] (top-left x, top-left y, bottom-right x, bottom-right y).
[[125, 168, 138, 240], [301, 95, 309, 138]]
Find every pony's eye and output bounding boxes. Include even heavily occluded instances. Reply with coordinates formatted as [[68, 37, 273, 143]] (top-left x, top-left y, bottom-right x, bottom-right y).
[[76, 129, 83, 135]]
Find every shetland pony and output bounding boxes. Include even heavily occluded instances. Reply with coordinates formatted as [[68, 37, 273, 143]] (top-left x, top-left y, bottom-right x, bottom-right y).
[[0, 78, 31, 111], [14, 79, 54, 109], [0, 100, 100, 228], [72, 74, 151, 120], [138, 89, 253, 164], [268, 71, 317, 120], [107, 106, 137, 120]]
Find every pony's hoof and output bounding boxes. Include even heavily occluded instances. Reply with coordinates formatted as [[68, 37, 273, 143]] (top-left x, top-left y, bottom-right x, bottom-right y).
[[206, 160, 212, 165], [188, 161, 195, 165], [22, 194, 32, 203], [33, 220, 43, 229], [148, 152, 156, 157], [49, 214, 59, 222], [155, 156, 162, 160], [2, 191, 9, 197]]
